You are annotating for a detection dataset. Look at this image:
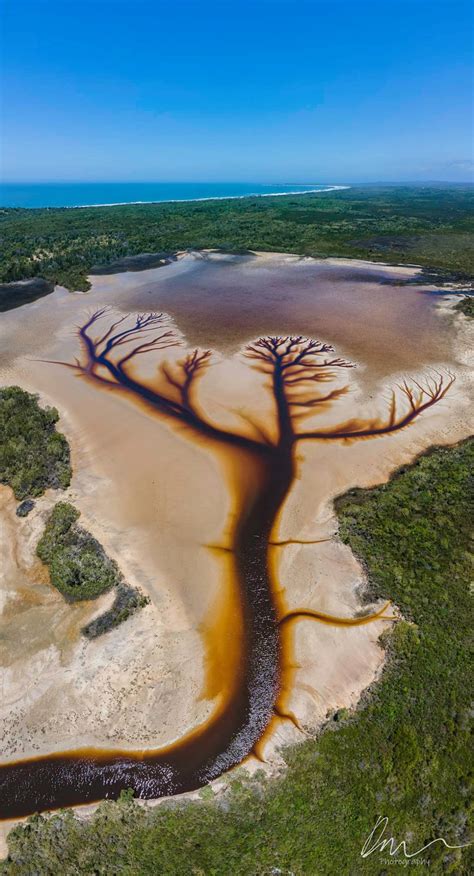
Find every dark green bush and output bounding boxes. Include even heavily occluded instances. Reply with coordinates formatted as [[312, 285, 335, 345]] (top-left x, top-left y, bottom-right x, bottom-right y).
[[454, 295, 474, 317], [37, 502, 120, 601], [82, 583, 150, 638], [0, 386, 71, 500], [36, 502, 149, 630]]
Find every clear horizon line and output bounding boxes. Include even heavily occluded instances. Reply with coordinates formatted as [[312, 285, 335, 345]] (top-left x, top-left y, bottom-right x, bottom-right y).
[[2, 180, 332, 187], [2, 178, 473, 186]]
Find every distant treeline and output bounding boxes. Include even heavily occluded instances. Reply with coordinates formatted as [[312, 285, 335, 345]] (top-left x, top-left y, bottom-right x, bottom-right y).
[[1, 185, 473, 297]]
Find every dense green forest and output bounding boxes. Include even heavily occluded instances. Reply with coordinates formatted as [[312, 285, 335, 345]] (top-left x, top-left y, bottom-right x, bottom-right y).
[[1, 185, 473, 302], [3, 439, 472, 875]]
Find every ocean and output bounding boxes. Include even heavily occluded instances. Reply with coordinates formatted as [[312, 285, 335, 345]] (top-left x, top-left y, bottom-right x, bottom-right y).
[[0, 181, 344, 209]]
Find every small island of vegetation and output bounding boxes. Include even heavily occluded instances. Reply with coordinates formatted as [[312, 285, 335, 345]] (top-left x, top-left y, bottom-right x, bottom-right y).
[[454, 295, 474, 317], [0, 386, 71, 502], [36, 501, 120, 601], [0, 387, 148, 637], [37, 500, 149, 634]]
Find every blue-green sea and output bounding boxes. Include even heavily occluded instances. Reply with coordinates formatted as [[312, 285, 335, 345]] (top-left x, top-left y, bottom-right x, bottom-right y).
[[0, 182, 344, 209]]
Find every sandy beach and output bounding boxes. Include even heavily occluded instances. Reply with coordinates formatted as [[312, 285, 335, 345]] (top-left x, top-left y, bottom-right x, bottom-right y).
[[0, 253, 472, 831]]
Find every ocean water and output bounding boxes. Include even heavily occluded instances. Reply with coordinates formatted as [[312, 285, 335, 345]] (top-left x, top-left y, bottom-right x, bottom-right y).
[[0, 181, 344, 209]]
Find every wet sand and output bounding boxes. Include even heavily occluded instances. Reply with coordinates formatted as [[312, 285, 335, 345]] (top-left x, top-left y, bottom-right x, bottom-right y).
[[66, 252, 458, 382], [0, 253, 472, 812]]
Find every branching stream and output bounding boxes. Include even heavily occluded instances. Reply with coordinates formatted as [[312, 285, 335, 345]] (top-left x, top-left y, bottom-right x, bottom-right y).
[[0, 312, 452, 819]]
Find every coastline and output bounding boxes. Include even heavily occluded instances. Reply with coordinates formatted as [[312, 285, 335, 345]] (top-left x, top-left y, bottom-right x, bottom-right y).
[[65, 184, 350, 210], [1, 184, 350, 211]]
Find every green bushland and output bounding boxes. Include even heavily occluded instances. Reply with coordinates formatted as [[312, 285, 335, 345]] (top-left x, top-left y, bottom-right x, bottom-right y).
[[37, 502, 122, 601], [1, 185, 473, 299], [455, 296, 474, 317], [3, 439, 472, 875], [0, 386, 71, 500]]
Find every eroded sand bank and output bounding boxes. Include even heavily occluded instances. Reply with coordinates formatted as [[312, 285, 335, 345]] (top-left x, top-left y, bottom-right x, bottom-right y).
[[0, 253, 472, 802]]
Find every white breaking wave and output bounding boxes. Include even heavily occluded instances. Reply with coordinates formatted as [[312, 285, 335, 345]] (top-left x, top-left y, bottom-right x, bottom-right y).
[[63, 185, 351, 210]]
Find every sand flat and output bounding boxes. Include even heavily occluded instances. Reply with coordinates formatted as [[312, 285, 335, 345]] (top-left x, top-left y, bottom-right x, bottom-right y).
[[0, 252, 472, 768]]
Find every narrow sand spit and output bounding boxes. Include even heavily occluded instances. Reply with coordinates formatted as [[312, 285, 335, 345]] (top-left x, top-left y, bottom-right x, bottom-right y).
[[0, 254, 472, 828]]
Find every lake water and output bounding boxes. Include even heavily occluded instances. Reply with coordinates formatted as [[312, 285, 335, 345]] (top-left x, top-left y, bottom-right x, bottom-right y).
[[0, 181, 344, 209]]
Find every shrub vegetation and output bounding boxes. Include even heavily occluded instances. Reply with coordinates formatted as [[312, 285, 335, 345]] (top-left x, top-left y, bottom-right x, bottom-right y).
[[36, 502, 120, 601], [454, 295, 474, 317], [36, 501, 149, 634], [82, 582, 150, 639], [0, 386, 71, 500]]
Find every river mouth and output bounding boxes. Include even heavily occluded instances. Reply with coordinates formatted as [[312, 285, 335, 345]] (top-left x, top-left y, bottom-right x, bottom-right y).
[[0, 253, 472, 820]]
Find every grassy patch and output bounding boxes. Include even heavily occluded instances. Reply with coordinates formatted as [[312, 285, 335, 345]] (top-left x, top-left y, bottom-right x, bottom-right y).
[[0, 185, 473, 300], [0, 386, 71, 500], [3, 439, 472, 874]]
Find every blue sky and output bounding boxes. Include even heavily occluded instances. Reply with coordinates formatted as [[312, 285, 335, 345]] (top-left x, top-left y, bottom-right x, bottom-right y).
[[1, 0, 473, 183]]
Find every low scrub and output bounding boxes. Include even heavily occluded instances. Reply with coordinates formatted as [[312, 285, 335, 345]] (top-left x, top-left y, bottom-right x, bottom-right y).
[[455, 295, 474, 317], [37, 502, 122, 601], [82, 582, 149, 638], [36, 502, 149, 638], [0, 386, 71, 500]]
